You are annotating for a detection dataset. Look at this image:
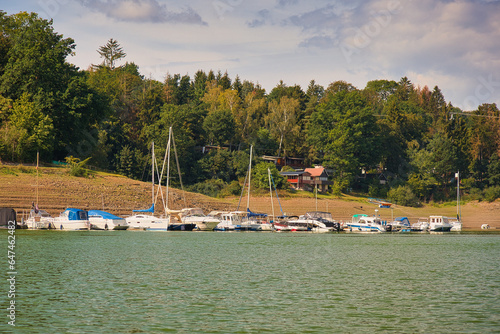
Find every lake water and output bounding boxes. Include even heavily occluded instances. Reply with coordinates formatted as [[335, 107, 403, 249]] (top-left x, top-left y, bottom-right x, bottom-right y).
[[3, 230, 500, 333]]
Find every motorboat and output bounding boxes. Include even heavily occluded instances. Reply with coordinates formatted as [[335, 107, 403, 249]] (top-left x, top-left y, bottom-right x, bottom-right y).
[[346, 214, 387, 232], [284, 215, 332, 233], [429, 216, 452, 232], [179, 208, 220, 231], [25, 208, 55, 229], [213, 211, 245, 231], [449, 218, 462, 231], [88, 210, 129, 230], [304, 211, 342, 231], [53, 208, 90, 230], [125, 208, 170, 231], [387, 217, 411, 232], [411, 218, 429, 232]]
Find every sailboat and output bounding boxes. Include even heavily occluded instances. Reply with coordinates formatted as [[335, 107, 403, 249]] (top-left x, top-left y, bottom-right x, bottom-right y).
[[25, 152, 55, 229], [125, 142, 170, 230], [162, 127, 196, 231], [236, 146, 272, 231]]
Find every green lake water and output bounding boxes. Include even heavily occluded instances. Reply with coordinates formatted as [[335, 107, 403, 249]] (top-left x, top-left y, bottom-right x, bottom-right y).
[[2, 230, 500, 333]]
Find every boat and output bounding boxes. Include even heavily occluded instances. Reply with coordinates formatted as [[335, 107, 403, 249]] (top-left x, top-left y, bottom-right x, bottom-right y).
[[304, 211, 341, 231], [346, 213, 387, 232], [449, 218, 462, 232], [240, 209, 272, 231], [53, 208, 90, 230], [285, 215, 332, 232], [387, 217, 411, 232], [179, 208, 220, 231], [88, 210, 129, 230], [25, 205, 55, 230], [411, 218, 429, 232], [125, 142, 169, 231], [213, 211, 246, 231], [428, 216, 452, 232]]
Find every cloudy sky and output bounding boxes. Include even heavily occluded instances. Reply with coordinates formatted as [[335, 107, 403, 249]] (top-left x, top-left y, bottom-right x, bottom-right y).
[[3, 0, 500, 110]]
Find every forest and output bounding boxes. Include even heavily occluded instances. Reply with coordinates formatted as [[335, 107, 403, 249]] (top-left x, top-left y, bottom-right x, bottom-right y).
[[1, 11, 500, 206]]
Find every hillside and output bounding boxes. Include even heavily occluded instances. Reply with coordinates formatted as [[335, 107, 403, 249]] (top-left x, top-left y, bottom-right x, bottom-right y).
[[1, 165, 499, 229]]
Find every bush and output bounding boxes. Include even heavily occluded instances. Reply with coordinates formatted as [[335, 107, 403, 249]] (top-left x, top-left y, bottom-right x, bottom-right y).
[[483, 186, 500, 202], [187, 179, 227, 198], [388, 185, 420, 207], [65, 156, 91, 177], [464, 187, 483, 201]]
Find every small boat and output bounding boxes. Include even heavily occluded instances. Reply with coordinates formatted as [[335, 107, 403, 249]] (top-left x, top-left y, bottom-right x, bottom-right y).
[[387, 217, 411, 232], [304, 211, 342, 231], [411, 218, 429, 232], [346, 214, 387, 232], [239, 209, 272, 231], [179, 208, 220, 231], [25, 207, 55, 230], [429, 216, 452, 232], [125, 205, 170, 231], [449, 218, 462, 231], [88, 210, 129, 230], [284, 215, 333, 233], [213, 211, 245, 231], [53, 208, 90, 230]]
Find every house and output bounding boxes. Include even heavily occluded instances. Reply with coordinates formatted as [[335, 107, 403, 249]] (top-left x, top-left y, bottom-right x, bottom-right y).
[[261, 156, 306, 169], [303, 167, 333, 193], [280, 167, 333, 193]]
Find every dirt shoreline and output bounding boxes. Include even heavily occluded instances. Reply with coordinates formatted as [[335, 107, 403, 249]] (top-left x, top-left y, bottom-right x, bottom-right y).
[[1, 166, 499, 229]]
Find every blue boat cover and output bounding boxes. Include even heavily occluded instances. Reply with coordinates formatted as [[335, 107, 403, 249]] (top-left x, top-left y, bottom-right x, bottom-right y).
[[88, 210, 122, 220], [65, 208, 88, 220], [133, 203, 155, 213], [246, 208, 267, 217]]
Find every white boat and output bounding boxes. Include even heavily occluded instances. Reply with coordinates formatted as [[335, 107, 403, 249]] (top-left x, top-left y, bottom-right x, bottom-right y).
[[239, 209, 272, 231], [53, 208, 90, 230], [387, 217, 411, 232], [449, 218, 462, 231], [429, 216, 452, 232], [25, 207, 55, 229], [346, 214, 387, 232], [304, 211, 341, 231], [213, 211, 245, 231], [88, 210, 129, 230], [125, 206, 170, 231], [411, 218, 429, 232], [284, 215, 332, 232], [179, 208, 220, 231], [125, 142, 170, 231]]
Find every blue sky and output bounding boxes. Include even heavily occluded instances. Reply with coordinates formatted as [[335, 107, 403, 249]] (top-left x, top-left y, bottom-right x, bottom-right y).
[[3, 0, 500, 110]]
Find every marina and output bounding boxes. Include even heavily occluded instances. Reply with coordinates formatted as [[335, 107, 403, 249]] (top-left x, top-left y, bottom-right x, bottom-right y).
[[7, 229, 500, 333]]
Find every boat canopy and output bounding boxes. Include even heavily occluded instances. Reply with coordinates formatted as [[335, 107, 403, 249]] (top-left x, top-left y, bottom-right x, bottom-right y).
[[88, 210, 122, 220], [133, 203, 154, 213], [65, 208, 88, 220], [246, 208, 268, 218]]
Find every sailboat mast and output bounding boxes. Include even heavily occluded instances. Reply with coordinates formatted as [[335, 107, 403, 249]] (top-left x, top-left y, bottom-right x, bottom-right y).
[[36, 151, 39, 206], [247, 145, 253, 210], [152, 142, 155, 207], [457, 171, 460, 220], [268, 168, 275, 221], [166, 127, 172, 210]]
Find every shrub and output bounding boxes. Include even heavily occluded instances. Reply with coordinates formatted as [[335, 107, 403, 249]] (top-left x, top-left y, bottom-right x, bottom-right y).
[[388, 185, 420, 207], [483, 186, 500, 202], [65, 156, 91, 177]]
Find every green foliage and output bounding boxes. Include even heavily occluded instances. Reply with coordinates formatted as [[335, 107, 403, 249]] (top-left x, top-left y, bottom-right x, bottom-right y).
[[65, 156, 91, 177], [483, 186, 500, 202], [187, 178, 227, 198], [388, 185, 420, 207], [251, 162, 288, 190], [96, 38, 126, 69]]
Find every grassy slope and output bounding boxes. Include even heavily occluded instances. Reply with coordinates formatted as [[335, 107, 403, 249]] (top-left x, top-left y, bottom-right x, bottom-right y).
[[1, 165, 499, 229]]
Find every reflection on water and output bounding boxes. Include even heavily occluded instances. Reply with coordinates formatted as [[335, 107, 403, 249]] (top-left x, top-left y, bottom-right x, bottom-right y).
[[6, 231, 500, 333]]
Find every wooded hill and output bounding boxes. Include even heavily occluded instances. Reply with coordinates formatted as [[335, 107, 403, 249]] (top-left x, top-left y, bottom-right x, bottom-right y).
[[1, 11, 500, 206]]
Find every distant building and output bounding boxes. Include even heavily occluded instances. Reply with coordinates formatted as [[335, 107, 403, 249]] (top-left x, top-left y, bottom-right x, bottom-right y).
[[280, 166, 333, 193], [261, 156, 305, 169]]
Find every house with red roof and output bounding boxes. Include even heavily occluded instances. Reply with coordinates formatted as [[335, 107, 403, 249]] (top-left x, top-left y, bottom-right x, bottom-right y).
[[280, 166, 333, 193]]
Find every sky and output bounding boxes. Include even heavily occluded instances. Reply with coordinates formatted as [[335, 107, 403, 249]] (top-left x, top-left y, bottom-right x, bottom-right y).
[[3, 0, 500, 110]]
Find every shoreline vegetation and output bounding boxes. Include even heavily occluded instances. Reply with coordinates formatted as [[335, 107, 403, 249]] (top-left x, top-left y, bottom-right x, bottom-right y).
[[2, 165, 498, 230]]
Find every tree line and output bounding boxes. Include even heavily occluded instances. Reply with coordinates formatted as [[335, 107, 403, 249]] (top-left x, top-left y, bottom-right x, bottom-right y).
[[1, 11, 500, 205]]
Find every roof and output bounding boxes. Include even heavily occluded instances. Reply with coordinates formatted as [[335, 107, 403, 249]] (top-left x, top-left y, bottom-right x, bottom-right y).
[[280, 171, 306, 176], [304, 167, 328, 177], [88, 210, 122, 220]]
